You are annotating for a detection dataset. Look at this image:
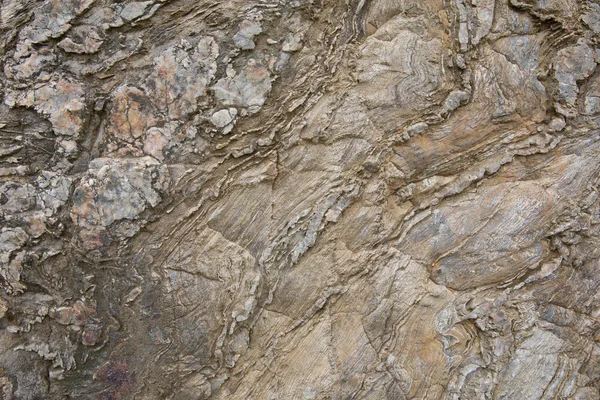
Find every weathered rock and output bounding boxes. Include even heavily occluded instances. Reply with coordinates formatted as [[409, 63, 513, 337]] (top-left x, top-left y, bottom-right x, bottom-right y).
[[554, 40, 597, 117], [233, 19, 262, 50], [5, 76, 87, 137], [2, 0, 600, 398], [71, 157, 168, 247], [213, 59, 272, 113], [57, 25, 105, 54], [120, 1, 152, 22]]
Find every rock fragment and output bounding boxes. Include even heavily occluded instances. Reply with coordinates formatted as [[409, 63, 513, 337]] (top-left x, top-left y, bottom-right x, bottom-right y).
[[554, 40, 597, 117], [211, 108, 238, 134], [5, 77, 87, 137], [120, 1, 153, 22], [213, 59, 272, 114], [70, 157, 168, 247], [282, 32, 303, 52], [233, 19, 262, 50], [57, 25, 105, 54]]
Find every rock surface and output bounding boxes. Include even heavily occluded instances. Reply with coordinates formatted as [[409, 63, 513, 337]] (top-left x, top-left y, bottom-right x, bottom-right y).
[[1, 0, 600, 398]]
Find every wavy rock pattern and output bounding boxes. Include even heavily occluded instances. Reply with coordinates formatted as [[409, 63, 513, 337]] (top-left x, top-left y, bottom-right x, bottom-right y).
[[1, 0, 600, 398]]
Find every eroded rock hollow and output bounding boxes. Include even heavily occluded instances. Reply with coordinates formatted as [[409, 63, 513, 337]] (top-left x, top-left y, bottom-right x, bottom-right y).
[[1, 0, 600, 398]]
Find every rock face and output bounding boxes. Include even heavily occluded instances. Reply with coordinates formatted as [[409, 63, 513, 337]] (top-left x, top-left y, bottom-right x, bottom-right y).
[[1, 0, 600, 398]]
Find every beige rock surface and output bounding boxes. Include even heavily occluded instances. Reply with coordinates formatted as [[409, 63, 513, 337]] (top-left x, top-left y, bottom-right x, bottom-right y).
[[1, 0, 600, 398]]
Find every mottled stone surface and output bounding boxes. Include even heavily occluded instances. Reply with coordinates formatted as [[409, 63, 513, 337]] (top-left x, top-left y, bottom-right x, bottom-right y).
[[1, 0, 600, 399]]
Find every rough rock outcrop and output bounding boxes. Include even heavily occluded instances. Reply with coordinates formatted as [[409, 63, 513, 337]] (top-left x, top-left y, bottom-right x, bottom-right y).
[[1, 0, 600, 398]]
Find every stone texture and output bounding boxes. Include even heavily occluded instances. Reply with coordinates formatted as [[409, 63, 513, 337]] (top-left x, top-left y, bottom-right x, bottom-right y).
[[1, 0, 600, 399]]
